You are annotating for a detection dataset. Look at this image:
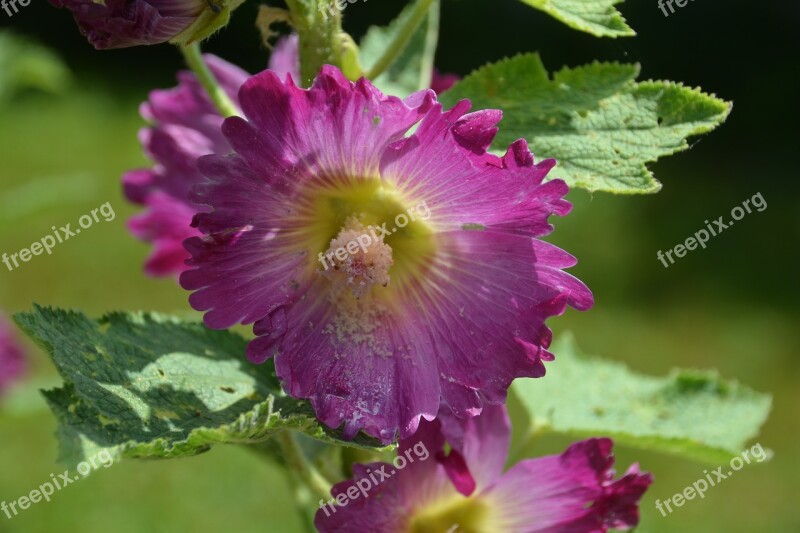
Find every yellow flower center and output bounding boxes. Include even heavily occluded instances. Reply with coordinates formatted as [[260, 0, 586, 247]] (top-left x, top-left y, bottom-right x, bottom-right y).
[[300, 177, 435, 294], [287, 176, 436, 353], [407, 496, 492, 533], [319, 216, 394, 299]]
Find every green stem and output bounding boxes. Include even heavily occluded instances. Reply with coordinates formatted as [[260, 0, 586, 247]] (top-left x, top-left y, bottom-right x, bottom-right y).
[[418, 0, 441, 90], [179, 42, 239, 118], [244, 441, 316, 532], [285, 0, 345, 87], [283, 467, 318, 533], [365, 0, 437, 80], [276, 430, 333, 503]]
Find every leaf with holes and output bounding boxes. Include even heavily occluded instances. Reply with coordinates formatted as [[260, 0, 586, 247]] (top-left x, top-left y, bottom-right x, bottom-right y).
[[15, 306, 385, 469]]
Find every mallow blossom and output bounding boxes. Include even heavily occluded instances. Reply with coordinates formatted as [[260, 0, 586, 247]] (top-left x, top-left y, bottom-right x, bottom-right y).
[[0, 313, 27, 396], [316, 405, 653, 532], [179, 64, 593, 443]]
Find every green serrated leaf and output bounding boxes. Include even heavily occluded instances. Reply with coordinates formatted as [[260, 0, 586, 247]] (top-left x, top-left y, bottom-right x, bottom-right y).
[[15, 306, 385, 469], [511, 334, 771, 463], [439, 54, 731, 194], [359, 0, 439, 96], [519, 0, 634, 37]]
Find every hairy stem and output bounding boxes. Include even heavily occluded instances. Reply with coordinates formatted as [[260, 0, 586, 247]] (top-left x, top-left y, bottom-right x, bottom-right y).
[[285, 0, 345, 87], [284, 467, 319, 533], [276, 430, 333, 503], [179, 42, 239, 118]]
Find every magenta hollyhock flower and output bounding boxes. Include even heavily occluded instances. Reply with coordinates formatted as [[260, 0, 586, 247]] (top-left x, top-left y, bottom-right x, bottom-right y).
[[50, 0, 213, 49], [123, 55, 248, 277], [316, 405, 652, 532], [0, 314, 27, 396], [180, 65, 593, 443]]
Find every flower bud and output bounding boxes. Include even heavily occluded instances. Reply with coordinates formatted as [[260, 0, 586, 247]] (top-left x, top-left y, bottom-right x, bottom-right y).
[[50, 0, 242, 49]]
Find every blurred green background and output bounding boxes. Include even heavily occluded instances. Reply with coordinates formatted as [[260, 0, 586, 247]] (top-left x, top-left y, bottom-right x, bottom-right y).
[[0, 1, 797, 531]]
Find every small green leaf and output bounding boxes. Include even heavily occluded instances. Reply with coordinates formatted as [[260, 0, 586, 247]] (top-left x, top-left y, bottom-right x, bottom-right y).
[[511, 334, 771, 463], [519, 0, 634, 38], [359, 0, 439, 96], [0, 173, 99, 224], [439, 54, 731, 194], [339, 32, 364, 81], [0, 31, 72, 104], [15, 306, 384, 469]]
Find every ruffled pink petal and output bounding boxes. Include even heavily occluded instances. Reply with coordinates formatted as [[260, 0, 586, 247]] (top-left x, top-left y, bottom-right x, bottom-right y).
[[438, 404, 510, 494], [180, 154, 309, 329], [135, 124, 222, 201], [142, 55, 247, 137], [123, 55, 247, 278], [128, 192, 201, 277], [316, 462, 409, 532], [122, 168, 158, 205], [258, 283, 440, 443], [315, 415, 455, 532], [482, 438, 653, 532], [400, 230, 591, 416], [381, 101, 570, 238], [230, 66, 435, 180]]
